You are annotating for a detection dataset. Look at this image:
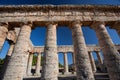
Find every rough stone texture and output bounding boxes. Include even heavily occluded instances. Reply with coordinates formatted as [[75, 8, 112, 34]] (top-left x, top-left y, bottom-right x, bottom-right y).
[[35, 52, 41, 75], [27, 53, 33, 76], [41, 23, 58, 80], [91, 21, 120, 80], [0, 28, 20, 80], [3, 23, 32, 80], [33, 45, 102, 53], [63, 52, 69, 74], [71, 21, 94, 80], [88, 51, 96, 73], [0, 5, 119, 27], [7, 30, 16, 43], [0, 23, 8, 52]]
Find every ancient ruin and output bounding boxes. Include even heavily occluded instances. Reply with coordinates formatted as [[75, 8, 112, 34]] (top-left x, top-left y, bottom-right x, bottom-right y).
[[0, 5, 120, 80]]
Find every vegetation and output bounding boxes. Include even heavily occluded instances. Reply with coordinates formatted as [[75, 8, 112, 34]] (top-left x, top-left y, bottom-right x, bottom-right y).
[[32, 54, 63, 67], [0, 58, 4, 70]]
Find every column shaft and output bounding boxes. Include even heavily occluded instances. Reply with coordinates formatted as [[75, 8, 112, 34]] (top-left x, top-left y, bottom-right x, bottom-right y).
[[96, 51, 103, 64], [63, 52, 69, 74], [0, 23, 8, 52], [35, 52, 41, 75], [71, 21, 94, 80], [91, 21, 120, 80], [72, 53, 76, 72], [1, 28, 21, 79], [41, 23, 58, 80], [3, 23, 32, 80], [27, 53, 33, 76], [88, 52, 96, 73]]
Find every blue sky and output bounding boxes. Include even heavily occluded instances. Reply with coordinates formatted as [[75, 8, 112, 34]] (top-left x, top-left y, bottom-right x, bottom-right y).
[[0, 0, 120, 65]]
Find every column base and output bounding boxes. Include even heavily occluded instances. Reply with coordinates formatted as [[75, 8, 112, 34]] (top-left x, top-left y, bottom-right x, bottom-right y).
[[64, 72, 71, 75], [27, 73, 33, 76], [34, 73, 41, 76]]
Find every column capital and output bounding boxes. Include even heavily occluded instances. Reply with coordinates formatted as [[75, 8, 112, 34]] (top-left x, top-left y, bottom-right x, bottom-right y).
[[45, 22, 58, 27], [69, 21, 82, 29], [63, 52, 67, 54], [94, 51, 100, 53], [20, 21, 33, 28], [110, 21, 120, 29], [0, 22, 8, 28], [91, 21, 105, 30]]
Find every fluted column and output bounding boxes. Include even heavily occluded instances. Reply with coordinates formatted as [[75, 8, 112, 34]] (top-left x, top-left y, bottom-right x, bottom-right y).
[[0, 22, 8, 52], [27, 53, 33, 76], [88, 51, 96, 73], [0, 28, 21, 80], [41, 23, 58, 80], [70, 21, 94, 80], [91, 21, 120, 80], [35, 52, 41, 76], [63, 52, 69, 74], [3, 22, 32, 80], [96, 51, 103, 64]]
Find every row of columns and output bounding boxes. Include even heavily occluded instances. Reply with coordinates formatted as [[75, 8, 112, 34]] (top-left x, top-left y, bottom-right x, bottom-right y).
[[26, 52, 41, 76], [88, 51, 103, 73], [25, 51, 103, 76], [1, 21, 120, 80]]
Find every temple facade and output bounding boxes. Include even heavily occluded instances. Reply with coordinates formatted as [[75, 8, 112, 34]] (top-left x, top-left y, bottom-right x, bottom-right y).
[[0, 5, 120, 80]]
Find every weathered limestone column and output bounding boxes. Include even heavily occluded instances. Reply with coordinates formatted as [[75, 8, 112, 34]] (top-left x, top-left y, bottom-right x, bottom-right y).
[[63, 52, 69, 74], [88, 51, 96, 73], [41, 23, 58, 80], [91, 21, 120, 80], [0, 28, 21, 80], [96, 51, 103, 64], [35, 52, 41, 76], [0, 22, 8, 52], [3, 22, 32, 80], [70, 21, 94, 80], [72, 53, 76, 73], [27, 53, 33, 76]]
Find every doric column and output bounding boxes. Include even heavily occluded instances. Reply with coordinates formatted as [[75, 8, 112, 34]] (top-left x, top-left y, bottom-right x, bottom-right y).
[[27, 53, 33, 76], [35, 52, 41, 76], [88, 51, 96, 73], [3, 22, 32, 80], [70, 21, 94, 80], [91, 21, 120, 80], [41, 23, 58, 80], [96, 51, 103, 64], [72, 53, 76, 73], [0, 28, 21, 80], [63, 52, 69, 74], [110, 22, 120, 36], [0, 22, 8, 52]]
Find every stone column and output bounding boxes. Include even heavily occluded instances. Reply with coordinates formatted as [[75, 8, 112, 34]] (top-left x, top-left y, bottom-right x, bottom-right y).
[[35, 52, 41, 76], [0, 22, 8, 52], [110, 22, 120, 36], [96, 51, 103, 64], [3, 22, 32, 80], [91, 21, 120, 80], [41, 23, 58, 80], [27, 53, 33, 76], [63, 52, 69, 74], [72, 53, 76, 73], [88, 51, 96, 73], [70, 21, 94, 80], [0, 28, 21, 80]]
